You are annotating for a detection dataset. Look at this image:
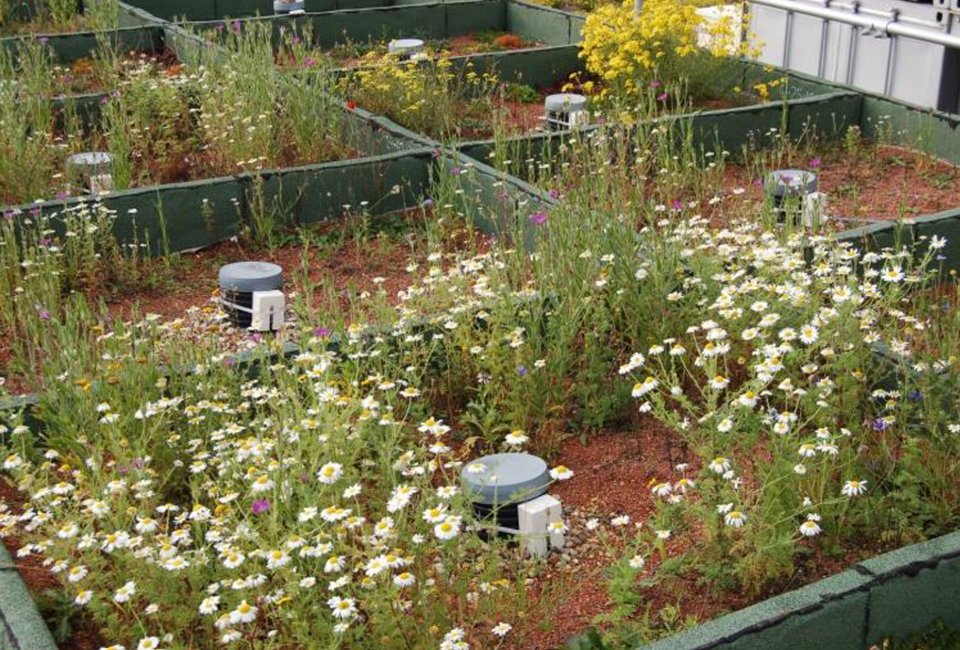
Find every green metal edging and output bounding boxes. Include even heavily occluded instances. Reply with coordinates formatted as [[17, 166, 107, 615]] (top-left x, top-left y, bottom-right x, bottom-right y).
[[860, 95, 960, 166], [0, 25, 165, 63], [0, 543, 58, 650], [116, 0, 172, 28], [833, 206, 960, 275], [122, 0, 394, 22], [441, 44, 580, 87], [1, 147, 440, 254], [185, 1, 505, 47], [581, 529, 960, 650], [458, 89, 862, 178], [747, 58, 960, 166], [182, 0, 581, 51]]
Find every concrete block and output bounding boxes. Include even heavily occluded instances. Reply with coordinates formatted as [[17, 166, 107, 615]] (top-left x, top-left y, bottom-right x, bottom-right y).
[[518, 494, 563, 558]]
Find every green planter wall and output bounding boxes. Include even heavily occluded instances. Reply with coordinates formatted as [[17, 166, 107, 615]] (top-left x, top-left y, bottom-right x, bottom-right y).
[[573, 530, 960, 650], [185, 0, 581, 50], [0, 25, 164, 62], [119, 0, 391, 21], [1, 148, 440, 255]]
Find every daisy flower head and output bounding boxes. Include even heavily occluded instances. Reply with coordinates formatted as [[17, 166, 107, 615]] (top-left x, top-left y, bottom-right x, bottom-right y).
[[465, 462, 487, 475], [799, 516, 822, 537], [842, 479, 868, 497], [492, 622, 512, 637], [393, 572, 416, 587], [651, 481, 673, 498], [67, 565, 88, 583], [327, 596, 357, 619], [113, 581, 136, 604], [881, 266, 904, 283], [199, 596, 220, 615], [709, 375, 730, 391], [434, 516, 462, 541], [422, 505, 447, 523], [708, 457, 732, 474], [504, 430, 529, 446], [632, 376, 659, 398], [230, 600, 257, 624], [317, 462, 344, 485], [724, 509, 747, 527], [799, 324, 819, 345], [618, 353, 645, 375]]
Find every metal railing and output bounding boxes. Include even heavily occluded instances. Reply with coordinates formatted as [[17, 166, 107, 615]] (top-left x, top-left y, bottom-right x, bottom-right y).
[[752, 0, 960, 49]]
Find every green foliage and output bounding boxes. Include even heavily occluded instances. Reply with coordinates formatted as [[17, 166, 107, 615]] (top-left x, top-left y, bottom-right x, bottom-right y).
[[503, 82, 539, 104]]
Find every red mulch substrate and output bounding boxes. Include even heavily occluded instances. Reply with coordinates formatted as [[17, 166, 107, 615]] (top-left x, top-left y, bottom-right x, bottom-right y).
[[722, 142, 960, 225]]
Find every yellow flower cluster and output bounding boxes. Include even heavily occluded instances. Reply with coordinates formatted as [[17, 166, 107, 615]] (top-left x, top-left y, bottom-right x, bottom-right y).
[[347, 55, 456, 120], [340, 54, 499, 139], [581, 0, 700, 93], [580, 0, 755, 97]]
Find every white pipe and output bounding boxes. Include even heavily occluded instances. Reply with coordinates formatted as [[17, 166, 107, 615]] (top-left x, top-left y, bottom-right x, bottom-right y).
[[751, 0, 960, 49]]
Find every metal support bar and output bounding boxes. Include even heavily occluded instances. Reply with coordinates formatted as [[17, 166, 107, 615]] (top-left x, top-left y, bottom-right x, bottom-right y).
[[884, 10, 900, 95], [817, 1, 831, 77], [784, 10, 795, 67], [846, 1, 860, 84], [752, 0, 960, 49]]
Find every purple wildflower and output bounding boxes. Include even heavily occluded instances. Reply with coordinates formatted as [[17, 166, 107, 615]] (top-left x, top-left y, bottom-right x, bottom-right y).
[[313, 326, 331, 338], [808, 157, 821, 169], [251, 499, 271, 514], [530, 211, 547, 226]]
